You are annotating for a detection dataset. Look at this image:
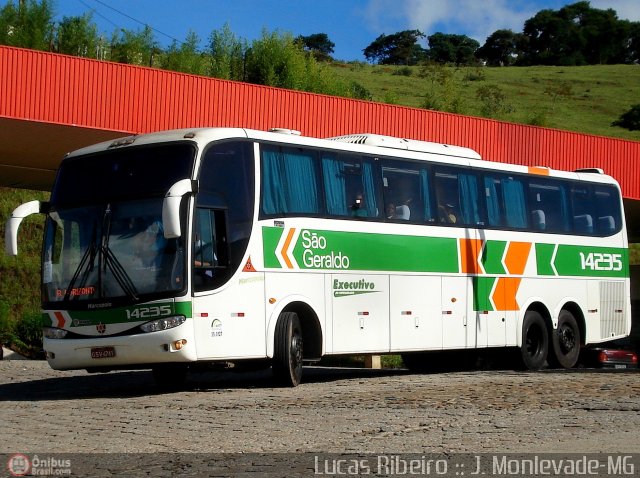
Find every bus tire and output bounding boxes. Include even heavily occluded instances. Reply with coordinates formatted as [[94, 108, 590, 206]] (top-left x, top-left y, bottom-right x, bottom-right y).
[[519, 311, 548, 371], [550, 310, 581, 369], [273, 312, 303, 387], [152, 363, 188, 390]]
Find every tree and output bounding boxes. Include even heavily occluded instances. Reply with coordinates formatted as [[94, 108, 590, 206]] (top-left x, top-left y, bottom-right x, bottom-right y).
[[296, 33, 334, 61], [56, 13, 99, 58], [629, 22, 640, 64], [109, 26, 158, 66], [427, 32, 479, 65], [161, 30, 209, 76], [476, 29, 525, 66], [208, 23, 247, 81], [519, 1, 633, 65], [0, 0, 54, 50], [363, 30, 426, 65], [244, 29, 308, 89]]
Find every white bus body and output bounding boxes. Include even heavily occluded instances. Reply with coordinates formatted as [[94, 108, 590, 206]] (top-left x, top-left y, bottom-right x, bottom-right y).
[[5, 128, 630, 386]]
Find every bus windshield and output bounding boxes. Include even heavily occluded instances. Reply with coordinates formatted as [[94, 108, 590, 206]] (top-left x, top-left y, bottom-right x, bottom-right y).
[[43, 143, 195, 307]]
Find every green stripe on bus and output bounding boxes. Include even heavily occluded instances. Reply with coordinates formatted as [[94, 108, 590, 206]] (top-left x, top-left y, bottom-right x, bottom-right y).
[[536, 243, 628, 278], [290, 229, 459, 272], [473, 276, 496, 312], [45, 301, 193, 327], [535, 243, 556, 276], [481, 240, 507, 275], [262, 227, 284, 268]]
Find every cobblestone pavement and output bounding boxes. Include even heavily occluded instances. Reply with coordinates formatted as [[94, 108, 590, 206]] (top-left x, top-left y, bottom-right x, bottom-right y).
[[1, 361, 639, 455]]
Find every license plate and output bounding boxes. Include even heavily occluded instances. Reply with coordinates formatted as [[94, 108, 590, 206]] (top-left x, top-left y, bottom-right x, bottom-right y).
[[91, 346, 116, 359], [614, 364, 627, 369]]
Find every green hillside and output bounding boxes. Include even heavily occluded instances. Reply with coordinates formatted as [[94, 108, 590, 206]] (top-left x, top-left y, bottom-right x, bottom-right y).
[[330, 63, 640, 142], [1, 64, 639, 354]]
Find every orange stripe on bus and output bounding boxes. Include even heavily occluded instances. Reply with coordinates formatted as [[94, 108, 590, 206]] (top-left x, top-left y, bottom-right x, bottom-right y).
[[504, 242, 532, 275], [54, 311, 66, 328], [459, 238, 483, 274], [281, 228, 296, 269], [492, 277, 521, 311], [528, 166, 550, 176]]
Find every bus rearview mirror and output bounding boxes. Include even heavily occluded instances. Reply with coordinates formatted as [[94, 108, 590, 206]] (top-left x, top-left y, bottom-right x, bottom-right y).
[[5, 200, 48, 256], [162, 179, 197, 239]]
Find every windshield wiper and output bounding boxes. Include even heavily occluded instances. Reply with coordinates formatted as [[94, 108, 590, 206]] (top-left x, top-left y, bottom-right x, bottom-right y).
[[63, 223, 98, 302], [100, 204, 139, 302]]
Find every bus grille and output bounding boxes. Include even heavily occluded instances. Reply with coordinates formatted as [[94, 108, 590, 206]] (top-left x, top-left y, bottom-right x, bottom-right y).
[[600, 281, 627, 339]]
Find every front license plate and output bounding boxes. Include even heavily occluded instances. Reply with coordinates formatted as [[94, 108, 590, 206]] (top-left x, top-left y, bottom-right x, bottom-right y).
[[91, 346, 116, 359]]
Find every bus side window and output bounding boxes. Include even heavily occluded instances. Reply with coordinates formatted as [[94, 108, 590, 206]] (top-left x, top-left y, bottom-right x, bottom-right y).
[[322, 154, 379, 219], [193, 208, 228, 290], [434, 168, 482, 226], [593, 185, 622, 236], [381, 159, 432, 223], [528, 180, 569, 233], [570, 186, 595, 235]]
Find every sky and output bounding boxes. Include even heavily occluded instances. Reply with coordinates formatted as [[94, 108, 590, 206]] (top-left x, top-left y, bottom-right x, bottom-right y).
[[48, 0, 640, 61]]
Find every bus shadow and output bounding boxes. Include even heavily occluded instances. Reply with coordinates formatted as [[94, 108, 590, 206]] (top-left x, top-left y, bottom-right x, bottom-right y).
[[0, 369, 165, 401], [0, 363, 635, 401], [0, 366, 410, 401]]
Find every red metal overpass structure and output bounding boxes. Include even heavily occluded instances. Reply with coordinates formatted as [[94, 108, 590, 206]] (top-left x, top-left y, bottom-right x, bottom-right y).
[[1, 45, 640, 239]]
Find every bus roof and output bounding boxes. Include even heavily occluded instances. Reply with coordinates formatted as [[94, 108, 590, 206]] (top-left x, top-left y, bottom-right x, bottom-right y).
[[63, 127, 618, 186]]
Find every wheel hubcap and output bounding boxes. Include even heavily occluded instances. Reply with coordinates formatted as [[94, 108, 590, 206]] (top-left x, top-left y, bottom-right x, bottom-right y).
[[291, 335, 303, 366], [558, 326, 575, 354], [526, 326, 542, 357]]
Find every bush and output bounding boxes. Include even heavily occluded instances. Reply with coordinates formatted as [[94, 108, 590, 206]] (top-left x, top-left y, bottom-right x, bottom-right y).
[[393, 66, 413, 77], [612, 104, 640, 131], [0, 300, 11, 345], [463, 67, 486, 82], [0, 302, 43, 358], [349, 81, 373, 101], [476, 84, 514, 118]]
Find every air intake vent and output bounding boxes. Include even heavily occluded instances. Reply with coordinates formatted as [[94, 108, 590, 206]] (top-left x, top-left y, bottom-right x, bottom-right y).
[[327, 133, 482, 159], [269, 128, 301, 136], [600, 281, 628, 339], [574, 168, 604, 174]]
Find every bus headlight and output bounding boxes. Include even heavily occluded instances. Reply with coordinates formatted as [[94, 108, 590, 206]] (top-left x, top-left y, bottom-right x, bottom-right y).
[[43, 327, 68, 339], [139, 316, 186, 333]]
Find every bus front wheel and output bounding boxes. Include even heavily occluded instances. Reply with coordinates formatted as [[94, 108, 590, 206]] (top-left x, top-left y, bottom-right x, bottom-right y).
[[273, 312, 303, 387], [519, 311, 549, 371], [550, 310, 581, 369]]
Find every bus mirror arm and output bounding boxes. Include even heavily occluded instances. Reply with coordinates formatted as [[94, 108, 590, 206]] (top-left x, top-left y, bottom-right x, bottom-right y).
[[5, 200, 49, 256], [162, 179, 198, 239]]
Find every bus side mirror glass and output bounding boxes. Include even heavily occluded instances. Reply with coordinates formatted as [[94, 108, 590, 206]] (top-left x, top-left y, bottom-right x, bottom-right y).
[[162, 179, 196, 239], [5, 200, 48, 256]]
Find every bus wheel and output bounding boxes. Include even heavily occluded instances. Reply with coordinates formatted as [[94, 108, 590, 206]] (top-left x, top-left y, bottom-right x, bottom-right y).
[[152, 363, 188, 390], [519, 311, 548, 371], [273, 312, 303, 387], [550, 310, 581, 369]]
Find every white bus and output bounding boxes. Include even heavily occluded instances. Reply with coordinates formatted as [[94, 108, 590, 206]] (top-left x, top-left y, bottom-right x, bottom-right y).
[[5, 128, 631, 386]]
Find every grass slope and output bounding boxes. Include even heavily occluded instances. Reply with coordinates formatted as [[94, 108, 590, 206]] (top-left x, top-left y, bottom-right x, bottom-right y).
[[331, 63, 640, 141]]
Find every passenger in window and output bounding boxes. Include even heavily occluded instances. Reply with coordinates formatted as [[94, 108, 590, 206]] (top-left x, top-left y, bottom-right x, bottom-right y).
[[350, 193, 367, 218], [438, 203, 457, 224], [386, 202, 396, 219]]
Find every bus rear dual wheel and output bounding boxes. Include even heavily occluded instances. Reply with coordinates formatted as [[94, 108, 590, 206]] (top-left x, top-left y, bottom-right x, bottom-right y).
[[520, 310, 580, 371]]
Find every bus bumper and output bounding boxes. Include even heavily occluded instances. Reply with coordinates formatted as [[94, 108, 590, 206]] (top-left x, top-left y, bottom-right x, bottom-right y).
[[43, 321, 197, 370]]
